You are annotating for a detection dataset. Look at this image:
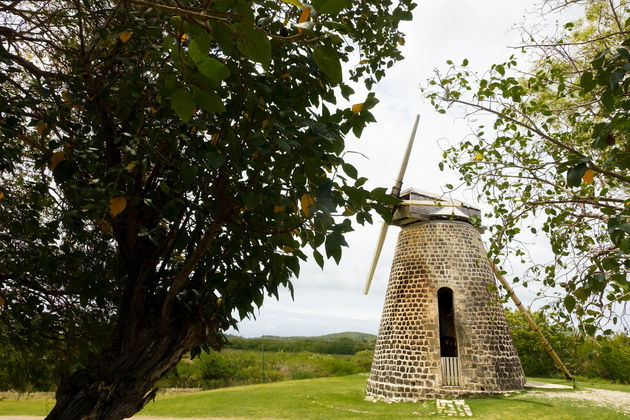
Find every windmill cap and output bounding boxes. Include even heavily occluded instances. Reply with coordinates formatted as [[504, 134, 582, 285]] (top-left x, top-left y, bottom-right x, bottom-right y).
[[392, 187, 482, 226]]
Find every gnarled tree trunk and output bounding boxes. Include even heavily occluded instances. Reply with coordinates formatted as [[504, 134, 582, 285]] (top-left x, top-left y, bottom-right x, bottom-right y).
[[46, 316, 218, 420]]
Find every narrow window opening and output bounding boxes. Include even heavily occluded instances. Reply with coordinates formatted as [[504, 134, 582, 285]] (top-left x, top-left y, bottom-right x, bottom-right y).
[[438, 287, 458, 357]]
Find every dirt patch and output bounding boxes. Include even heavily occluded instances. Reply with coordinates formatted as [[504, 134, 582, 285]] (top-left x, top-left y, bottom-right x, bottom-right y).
[[523, 388, 630, 415]]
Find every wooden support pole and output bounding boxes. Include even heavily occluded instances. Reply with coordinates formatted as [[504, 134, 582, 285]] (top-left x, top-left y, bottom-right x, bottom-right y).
[[488, 259, 574, 382]]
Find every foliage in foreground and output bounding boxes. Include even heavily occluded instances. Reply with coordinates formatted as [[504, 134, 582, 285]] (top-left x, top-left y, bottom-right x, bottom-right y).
[[0, 0, 414, 418], [425, 0, 630, 334]]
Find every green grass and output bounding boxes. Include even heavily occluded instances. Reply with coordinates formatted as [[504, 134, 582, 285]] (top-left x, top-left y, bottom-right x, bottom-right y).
[[0, 393, 55, 417], [1, 375, 628, 418]]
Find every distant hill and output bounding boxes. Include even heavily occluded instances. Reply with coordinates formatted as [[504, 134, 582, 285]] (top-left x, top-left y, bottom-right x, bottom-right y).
[[225, 332, 377, 355], [317, 332, 377, 342], [228, 332, 376, 342]]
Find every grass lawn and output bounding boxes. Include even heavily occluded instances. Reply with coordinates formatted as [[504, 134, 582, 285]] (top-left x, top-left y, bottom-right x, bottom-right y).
[[1, 374, 628, 419]]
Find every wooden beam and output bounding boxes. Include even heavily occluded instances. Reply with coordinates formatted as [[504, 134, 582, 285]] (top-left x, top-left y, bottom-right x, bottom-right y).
[[488, 259, 574, 382]]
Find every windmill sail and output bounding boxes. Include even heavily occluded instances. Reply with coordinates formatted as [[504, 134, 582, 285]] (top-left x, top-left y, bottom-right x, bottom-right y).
[[363, 114, 420, 295]]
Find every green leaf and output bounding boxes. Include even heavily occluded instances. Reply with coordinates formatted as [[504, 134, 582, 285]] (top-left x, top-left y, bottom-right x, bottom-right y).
[[234, 23, 271, 70], [370, 187, 400, 205], [564, 294, 576, 313], [313, 45, 342, 85], [341, 163, 357, 179], [164, 201, 179, 221], [197, 58, 231, 83], [566, 162, 587, 187], [325, 234, 342, 264], [313, 249, 324, 269], [193, 89, 225, 113], [53, 160, 76, 184], [180, 165, 198, 186], [610, 68, 626, 89], [601, 90, 614, 111], [311, 0, 351, 15], [171, 88, 195, 122], [188, 33, 212, 63], [580, 71, 596, 92], [211, 22, 234, 55]]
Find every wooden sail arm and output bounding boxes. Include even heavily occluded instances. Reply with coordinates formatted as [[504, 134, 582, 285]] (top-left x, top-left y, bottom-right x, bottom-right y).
[[488, 259, 574, 382]]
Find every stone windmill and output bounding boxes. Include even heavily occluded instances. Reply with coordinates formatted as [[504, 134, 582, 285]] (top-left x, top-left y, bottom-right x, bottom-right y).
[[363, 116, 526, 401]]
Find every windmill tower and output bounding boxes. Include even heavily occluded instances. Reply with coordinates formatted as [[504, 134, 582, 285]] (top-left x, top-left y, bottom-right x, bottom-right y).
[[364, 116, 526, 401]]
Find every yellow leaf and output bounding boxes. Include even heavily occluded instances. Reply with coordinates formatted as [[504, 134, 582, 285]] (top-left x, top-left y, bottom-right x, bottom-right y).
[[280, 73, 290, 79], [180, 33, 188, 43], [298, 7, 311, 34], [316, 77, 324, 89], [0, 191, 4, 200], [50, 151, 65, 170], [262, 119, 270, 130], [119, 31, 133, 43], [341, 18, 348, 24], [150, 106, 158, 114], [300, 193, 315, 217], [125, 161, 137, 172], [282, 246, 294, 253], [109, 197, 127, 217], [344, 207, 355, 216], [190, 126, 197, 135], [217, 297, 223, 307], [475, 153, 483, 161], [582, 169, 594, 184], [397, 37, 404, 46], [359, 59, 368, 65], [37, 122, 47, 136], [274, 205, 285, 213], [211, 133, 220, 145], [352, 103, 363, 114]]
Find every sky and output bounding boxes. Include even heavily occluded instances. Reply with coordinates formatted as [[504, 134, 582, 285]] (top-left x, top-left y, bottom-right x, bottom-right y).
[[229, 0, 547, 338]]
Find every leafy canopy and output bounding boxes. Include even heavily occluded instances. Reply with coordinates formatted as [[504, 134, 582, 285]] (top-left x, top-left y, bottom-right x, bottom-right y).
[[424, 0, 629, 335], [0, 0, 413, 402]]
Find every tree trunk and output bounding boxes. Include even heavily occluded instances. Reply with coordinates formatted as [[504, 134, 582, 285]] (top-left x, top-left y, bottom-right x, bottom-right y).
[[45, 318, 214, 420]]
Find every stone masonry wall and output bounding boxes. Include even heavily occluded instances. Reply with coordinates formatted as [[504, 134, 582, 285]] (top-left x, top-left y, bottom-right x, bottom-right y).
[[366, 220, 525, 401]]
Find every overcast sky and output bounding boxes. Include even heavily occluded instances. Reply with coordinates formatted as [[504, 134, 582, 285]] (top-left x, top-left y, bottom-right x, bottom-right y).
[[229, 0, 548, 338]]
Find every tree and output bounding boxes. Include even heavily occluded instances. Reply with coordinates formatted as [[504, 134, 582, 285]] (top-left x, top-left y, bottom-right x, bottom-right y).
[[505, 308, 576, 377], [424, 0, 629, 334], [0, 0, 413, 417]]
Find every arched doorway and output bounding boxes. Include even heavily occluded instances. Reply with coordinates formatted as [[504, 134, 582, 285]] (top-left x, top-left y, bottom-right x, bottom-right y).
[[438, 287, 459, 385]]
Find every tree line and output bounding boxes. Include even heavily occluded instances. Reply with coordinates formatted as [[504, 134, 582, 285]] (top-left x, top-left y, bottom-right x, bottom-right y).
[[227, 335, 375, 355]]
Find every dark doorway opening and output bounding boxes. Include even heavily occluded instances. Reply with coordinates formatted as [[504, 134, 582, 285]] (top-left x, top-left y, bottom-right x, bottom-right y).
[[438, 287, 458, 357]]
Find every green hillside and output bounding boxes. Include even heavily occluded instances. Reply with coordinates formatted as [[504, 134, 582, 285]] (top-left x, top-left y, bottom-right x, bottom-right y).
[[228, 331, 376, 342]]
